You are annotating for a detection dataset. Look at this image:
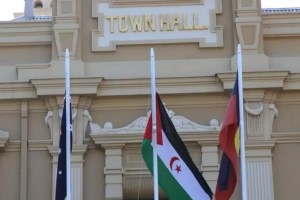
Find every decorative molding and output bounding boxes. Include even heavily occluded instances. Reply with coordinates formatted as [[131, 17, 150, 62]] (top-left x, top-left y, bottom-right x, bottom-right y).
[[217, 71, 289, 90], [31, 78, 103, 96], [0, 130, 9, 151], [5, 140, 21, 152], [262, 10, 300, 37], [0, 82, 36, 100], [272, 132, 300, 143], [28, 140, 52, 151], [0, 22, 52, 46], [245, 102, 263, 116], [97, 76, 223, 96], [92, 0, 223, 51], [283, 73, 300, 90], [268, 104, 278, 117], [245, 101, 264, 138], [247, 160, 274, 200], [90, 107, 219, 136]]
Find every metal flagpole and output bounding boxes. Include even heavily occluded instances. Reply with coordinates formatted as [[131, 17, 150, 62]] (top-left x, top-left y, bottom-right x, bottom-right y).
[[237, 44, 248, 200], [150, 48, 159, 200], [65, 48, 71, 200]]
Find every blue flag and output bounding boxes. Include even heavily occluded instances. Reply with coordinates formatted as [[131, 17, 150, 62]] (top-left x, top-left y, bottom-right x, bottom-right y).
[[55, 97, 72, 200]]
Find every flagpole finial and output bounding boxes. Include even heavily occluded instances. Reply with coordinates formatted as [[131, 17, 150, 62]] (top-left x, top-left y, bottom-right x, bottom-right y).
[[24, 0, 35, 19]]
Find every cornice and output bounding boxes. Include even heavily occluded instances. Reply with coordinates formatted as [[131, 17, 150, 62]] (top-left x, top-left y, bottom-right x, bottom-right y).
[[97, 76, 223, 96], [48, 145, 88, 156], [217, 71, 289, 90], [0, 21, 52, 46], [91, 132, 219, 147], [5, 140, 21, 152], [272, 132, 300, 144], [0, 82, 36, 99], [262, 11, 300, 37], [31, 78, 103, 96], [283, 73, 300, 90], [28, 140, 52, 151]]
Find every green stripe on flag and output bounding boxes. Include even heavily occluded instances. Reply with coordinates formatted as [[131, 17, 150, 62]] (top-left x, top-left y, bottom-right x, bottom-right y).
[[142, 139, 192, 200]]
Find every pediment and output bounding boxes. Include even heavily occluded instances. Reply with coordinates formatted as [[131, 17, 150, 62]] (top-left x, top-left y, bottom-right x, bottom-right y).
[[90, 107, 220, 135]]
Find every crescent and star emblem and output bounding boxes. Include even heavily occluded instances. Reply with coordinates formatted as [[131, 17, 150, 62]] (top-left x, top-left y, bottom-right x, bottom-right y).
[[169, 156, 182, 173]]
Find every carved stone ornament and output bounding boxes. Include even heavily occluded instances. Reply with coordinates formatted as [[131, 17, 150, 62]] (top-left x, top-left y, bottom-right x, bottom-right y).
[[90, 106, 220, 135], [59, 107, 77, 120], [245, 102, 264, 116], [268, 104, 278, 117]]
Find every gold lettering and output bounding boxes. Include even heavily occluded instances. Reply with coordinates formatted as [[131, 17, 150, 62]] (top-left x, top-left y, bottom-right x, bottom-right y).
[[193, 13, 201, 30], [160, 14, 170, 31], [106, 16, 117, 33], [170, 14, 183, 31], [130, 15, 143, 32], [183, 14, 193, 30], [119, 16, 129, 33], [144, 15, 156, 32]]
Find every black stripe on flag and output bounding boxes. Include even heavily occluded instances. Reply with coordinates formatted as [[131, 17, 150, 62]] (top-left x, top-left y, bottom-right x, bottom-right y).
[[156, 94, 213, 198]]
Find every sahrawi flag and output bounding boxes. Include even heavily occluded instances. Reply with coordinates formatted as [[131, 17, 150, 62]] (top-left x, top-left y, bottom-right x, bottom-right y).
[[142, 93, 213, 200], [55, 96, 73, 200]]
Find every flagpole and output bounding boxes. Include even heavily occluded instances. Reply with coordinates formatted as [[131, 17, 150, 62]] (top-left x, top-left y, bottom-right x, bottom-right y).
[[237, 44, 248, 200], [65, 48, 71, 200], [150, 48, 159, 200]]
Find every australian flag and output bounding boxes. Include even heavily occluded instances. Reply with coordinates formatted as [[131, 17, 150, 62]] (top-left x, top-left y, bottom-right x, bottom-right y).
[[55, 97, 72, 200]]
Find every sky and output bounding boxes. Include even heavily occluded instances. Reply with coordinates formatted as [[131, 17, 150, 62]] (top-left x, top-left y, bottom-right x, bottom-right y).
[[0, 0, 299, 21]]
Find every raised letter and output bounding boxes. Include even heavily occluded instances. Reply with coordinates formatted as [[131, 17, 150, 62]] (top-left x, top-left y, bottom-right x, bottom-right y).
[[170, 14, 183, 31], [119, 16, 129, 33], [183, 14, 193, 30], [130, 15, 143, 32], [145, 15, 156, 32], [106, 16, 117, 33], [160, 14, 170, 31]]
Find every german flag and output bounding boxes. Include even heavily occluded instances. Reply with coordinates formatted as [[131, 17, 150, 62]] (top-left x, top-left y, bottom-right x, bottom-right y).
[[215, 77, 240, 200]]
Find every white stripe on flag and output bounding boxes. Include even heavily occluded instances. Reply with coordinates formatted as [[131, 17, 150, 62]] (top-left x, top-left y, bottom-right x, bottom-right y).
[[152, 132, 210, 200]]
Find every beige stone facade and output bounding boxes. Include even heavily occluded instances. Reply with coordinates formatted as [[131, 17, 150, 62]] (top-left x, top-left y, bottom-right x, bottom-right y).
[[0, 0, 299, 199]]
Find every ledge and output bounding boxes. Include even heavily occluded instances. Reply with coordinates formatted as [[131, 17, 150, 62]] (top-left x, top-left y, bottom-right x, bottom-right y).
[[217, 71, 289, 90], [0, 82, 36, 99], [91, 132, 219, 147], [31, 78, 103, 96], [97, 76, 223, 96], [262, 11, 300, 37], [0, 130, 9, 151], [0, 21, 52, 46]]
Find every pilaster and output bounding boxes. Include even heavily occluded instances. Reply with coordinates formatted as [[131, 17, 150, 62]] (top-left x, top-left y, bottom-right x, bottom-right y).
[[244, 89, 278, 140], [45, 95, 91, 200], [233, 0, 269, 71], [243, 89, 277, 200], [246, 140, 275, 200], [102, 144, 125, 200], [53, 0, 79, 60], [199, 142, 219, 192], [20, 101, 28, 200], [48, 145, 88, 200]]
